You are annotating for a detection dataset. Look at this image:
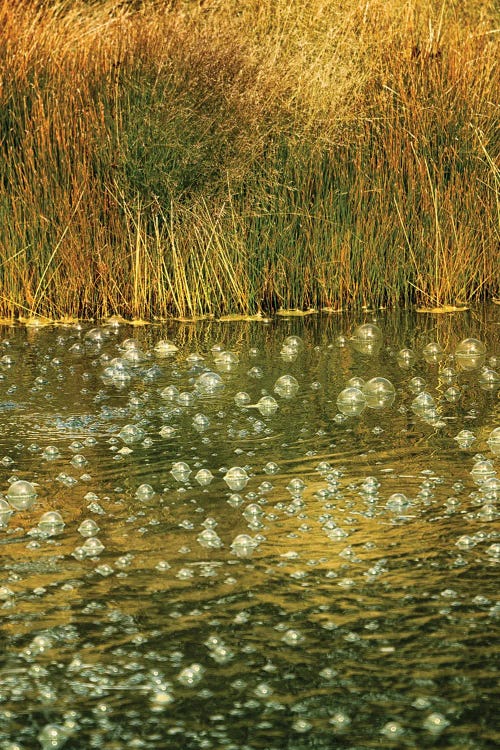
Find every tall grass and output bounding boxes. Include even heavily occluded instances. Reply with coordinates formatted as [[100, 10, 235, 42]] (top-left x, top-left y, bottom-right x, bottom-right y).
[[0, 0, 498, 319]]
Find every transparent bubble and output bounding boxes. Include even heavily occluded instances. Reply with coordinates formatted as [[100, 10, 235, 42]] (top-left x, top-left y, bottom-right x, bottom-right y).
[[177, 391, 196, 406], [224, 467, 249, 491], [243, 503, 264, 521], [444, 386, 461, 402], [397, 348, 416, 368], [159, 425, 176, 438], [386, 493, 410, 512], [454, 430, 476, 449], [6, 480, 37, 510], [214, 351, 239, 372], [177, 663, 205, 686], [263, 461, 280, 475], [470, 460, 496, 484], [336, 387, 366, 416], [195, 371, 225, 395], [381, 721, 404, 739], [287, 478, 306, 496], [42, 445, 60, 460], [487, 427, 500, 456], [38, 723, 70, 750], [408, 376, 426, 394], [193, 413, 210, 432], [478, 368, 500, 392], [136, 483, 155, 501], [292, 719, 312, 733], [455, 338, 486, 371], [230, 533, 258, 556], [154, 339, 178, 356], [0, 498, 13, 526], [38, 511, 65, 535], [422, 341, 444, 364], [118, 424, 145, 444], [195, 469, 214, 486], [352, 323, 382, 342], [171, 462, 192, 482], [274, 374, 299, 398], [81, 537, 105, 556], [439, 366, 457, 384], [423, 712, 450, 735], [160, 385, 180, 400], [486, 543, 500, 559], [363, 377, 396, 409], [329, 711, 351, 731], [284, 335, 304, 350], [256, 395, 279, 416], [235, 391, 251, 406], [197, 529, 223, 548], [411, 392, 436, 418], [281, 629, 304, 646], [78, 519, 100, 537]]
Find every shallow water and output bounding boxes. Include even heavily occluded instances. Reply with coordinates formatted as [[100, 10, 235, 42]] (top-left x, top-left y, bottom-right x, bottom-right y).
[[0, 308, 499, 750]]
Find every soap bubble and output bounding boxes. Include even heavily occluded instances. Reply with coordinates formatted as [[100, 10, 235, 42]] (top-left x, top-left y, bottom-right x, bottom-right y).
[[439, 367, 457, 384], [350, 324, 382, 355], [386, 493, 410, 512], [195, 468, 214, 486], [6, 480, 37, 510], [214, 351, 239, 372], [444, 386, 461, 402], [478, 368, 500, 392], [256, 395, 278, 416], [281, 629, 304, 646], [42, 445, 60, 460], [0, 498, 13, 526], [347, 376, 365, 389], [171, 462, 192, 482], [363, 377, 395, 409], [230, 533, 258, 556], [78, 519, 100, 537], [264, 461, 280, 475], [470, 460, 496, 484], [224, 467, 249, 491], [422, 341, 444, 364], [81, 537, 105, 556], [195, 371, 224, 395], [274, 374, 299, 398], [193, 413, 210, 432], [336, 387, 366, 416], [455, 338, 486, 371], [38, 511, 65, 535], [487, 427, 500, 455], [408, 376, 426, 394], [411, 392, 436, 418], [235, 391, 251, 406], [287, 477, 306, 496]]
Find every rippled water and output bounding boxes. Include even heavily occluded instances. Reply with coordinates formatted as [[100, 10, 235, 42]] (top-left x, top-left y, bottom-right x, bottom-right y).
[[0, 308, 499, 750]]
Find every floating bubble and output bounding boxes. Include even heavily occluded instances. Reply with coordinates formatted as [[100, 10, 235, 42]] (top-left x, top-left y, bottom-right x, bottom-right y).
[[177, 391, 196, 406], [171, 462, 192, 482], [281, 629, 304, 646], [78, 519, 100, 537], [195, 469, 214, 486], [263, 461, 280, 475], [230, 533, 258, 556], [6, 480, 37, 510], [486, 543, 500, 559], [224, 466, 249, 491], [177, 663, 205, 687], [0, 498, 13, 526], [487, 427, 500, 456], [408, 376, 426, 394], [214, 351, 239, 372], [423, 712, 450, 735], [195, 371, 224, 395], [159, 425, 176, 438], [454, 430, 476, 449], [243, 503, 264, 521], [439, 367, 457, 384], [386, 493, 410, 512], [336, 387, 366, 416], [38, 511, 65, 535], [193, 413, 210, 432], [363, 377, 396, 409], [397, 348, 416, 368], [381, 721, 404, 739], [154, 339, 178, 356], [274, 374, 299, 398], [197, 529, 223, 548], [422, 341, 444, 364], [160, 385, 180, 400], [81, 537, 105, 557], [455, 337, 486, 371], [38, 723, 70, 750], [329, 711, 351, 731], [256, 395, 278, 416], [444, 386, 461, 402], [287, 477, 306, 496], [136, 483, 155, 501], [470, 460, 496, 484], [350, 323, 382, 355], [234, 391, 251, 406], [478, 368, 500, 392], [42, 445, 60, 460], [118, 424, 145, 444], [411, 392, 436, 418]]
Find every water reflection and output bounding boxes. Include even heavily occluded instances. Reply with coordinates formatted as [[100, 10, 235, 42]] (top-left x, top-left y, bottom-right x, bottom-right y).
[[0, 307, 498, 749]]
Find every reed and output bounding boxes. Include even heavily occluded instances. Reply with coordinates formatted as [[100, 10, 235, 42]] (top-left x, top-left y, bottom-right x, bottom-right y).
[[0, 0, 498, 319]]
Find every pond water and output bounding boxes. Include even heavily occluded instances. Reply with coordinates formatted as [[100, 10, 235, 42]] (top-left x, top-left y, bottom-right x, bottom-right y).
[[0, 308, 499, 750]]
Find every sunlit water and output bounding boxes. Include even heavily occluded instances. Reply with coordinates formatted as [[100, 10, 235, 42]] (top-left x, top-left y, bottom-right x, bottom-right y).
[[0, 308, 499, 750]]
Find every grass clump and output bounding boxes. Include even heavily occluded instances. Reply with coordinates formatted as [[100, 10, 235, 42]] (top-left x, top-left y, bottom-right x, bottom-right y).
[[0, 0, 498, 319]]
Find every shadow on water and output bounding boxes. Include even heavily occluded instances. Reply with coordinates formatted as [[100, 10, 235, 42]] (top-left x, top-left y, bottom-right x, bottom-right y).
[[0, 306, 499, 749]]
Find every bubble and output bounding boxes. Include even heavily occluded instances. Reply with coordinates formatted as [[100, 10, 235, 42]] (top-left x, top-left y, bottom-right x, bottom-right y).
[[408, 376, 426, 394], [0, 498, 13, 526], [118, 424, 145, 444], [423, 712, 450, 735], [177, 663, 205, 687], [281, 629, 304, 646], [350, 323, 382, 355], [234, 391, 251, 406], [336, 386, 366, 416], [42, 445, 60, 460], [78, 519, 100, 537], [263, 461, 280, 475], [160, 385, 180, 400], [159, 425, 176, 438], [329, 711, 351, 731], [256, 395, 279, 416], [397, 348, 416, 368], [38, 511, 65, 535], [454, 337, 486, 371], [224, 467, 249, 491], [470, 460, 496, 484], [287, 478, 306, 496], [487, 427, 500, 456], [197, 529, 223, 548], [81, 537, 105, 557], [363, 377, 396, 409], [230, 534, 258, 556], [38, 723, 70, 750], [292, 719, 312, 733], [6, 480, 37, 510], [381, 721, 404, 739], [214, 351, 239, 372], [454, 430, 476, 449], [243, 503, 264, 521], [195, 469, 214, 486], [444, 385, 461, 402], [193, 413, 210, 432], [177, 391, 196, 406], [136, 483, 155, 501], [486, 543, 500, 559], [171, 462, 192, 482], [411, 392, 436, 418], [478, 368, 500, 392], [422, 341, 444, 364], [386, 493, 410, 512], [154, 340, 178, 356], [195, 371, 224, 395]]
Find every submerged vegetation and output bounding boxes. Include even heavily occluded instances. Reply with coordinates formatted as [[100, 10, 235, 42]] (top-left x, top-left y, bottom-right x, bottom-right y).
[[0, 0, 498, 319]]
